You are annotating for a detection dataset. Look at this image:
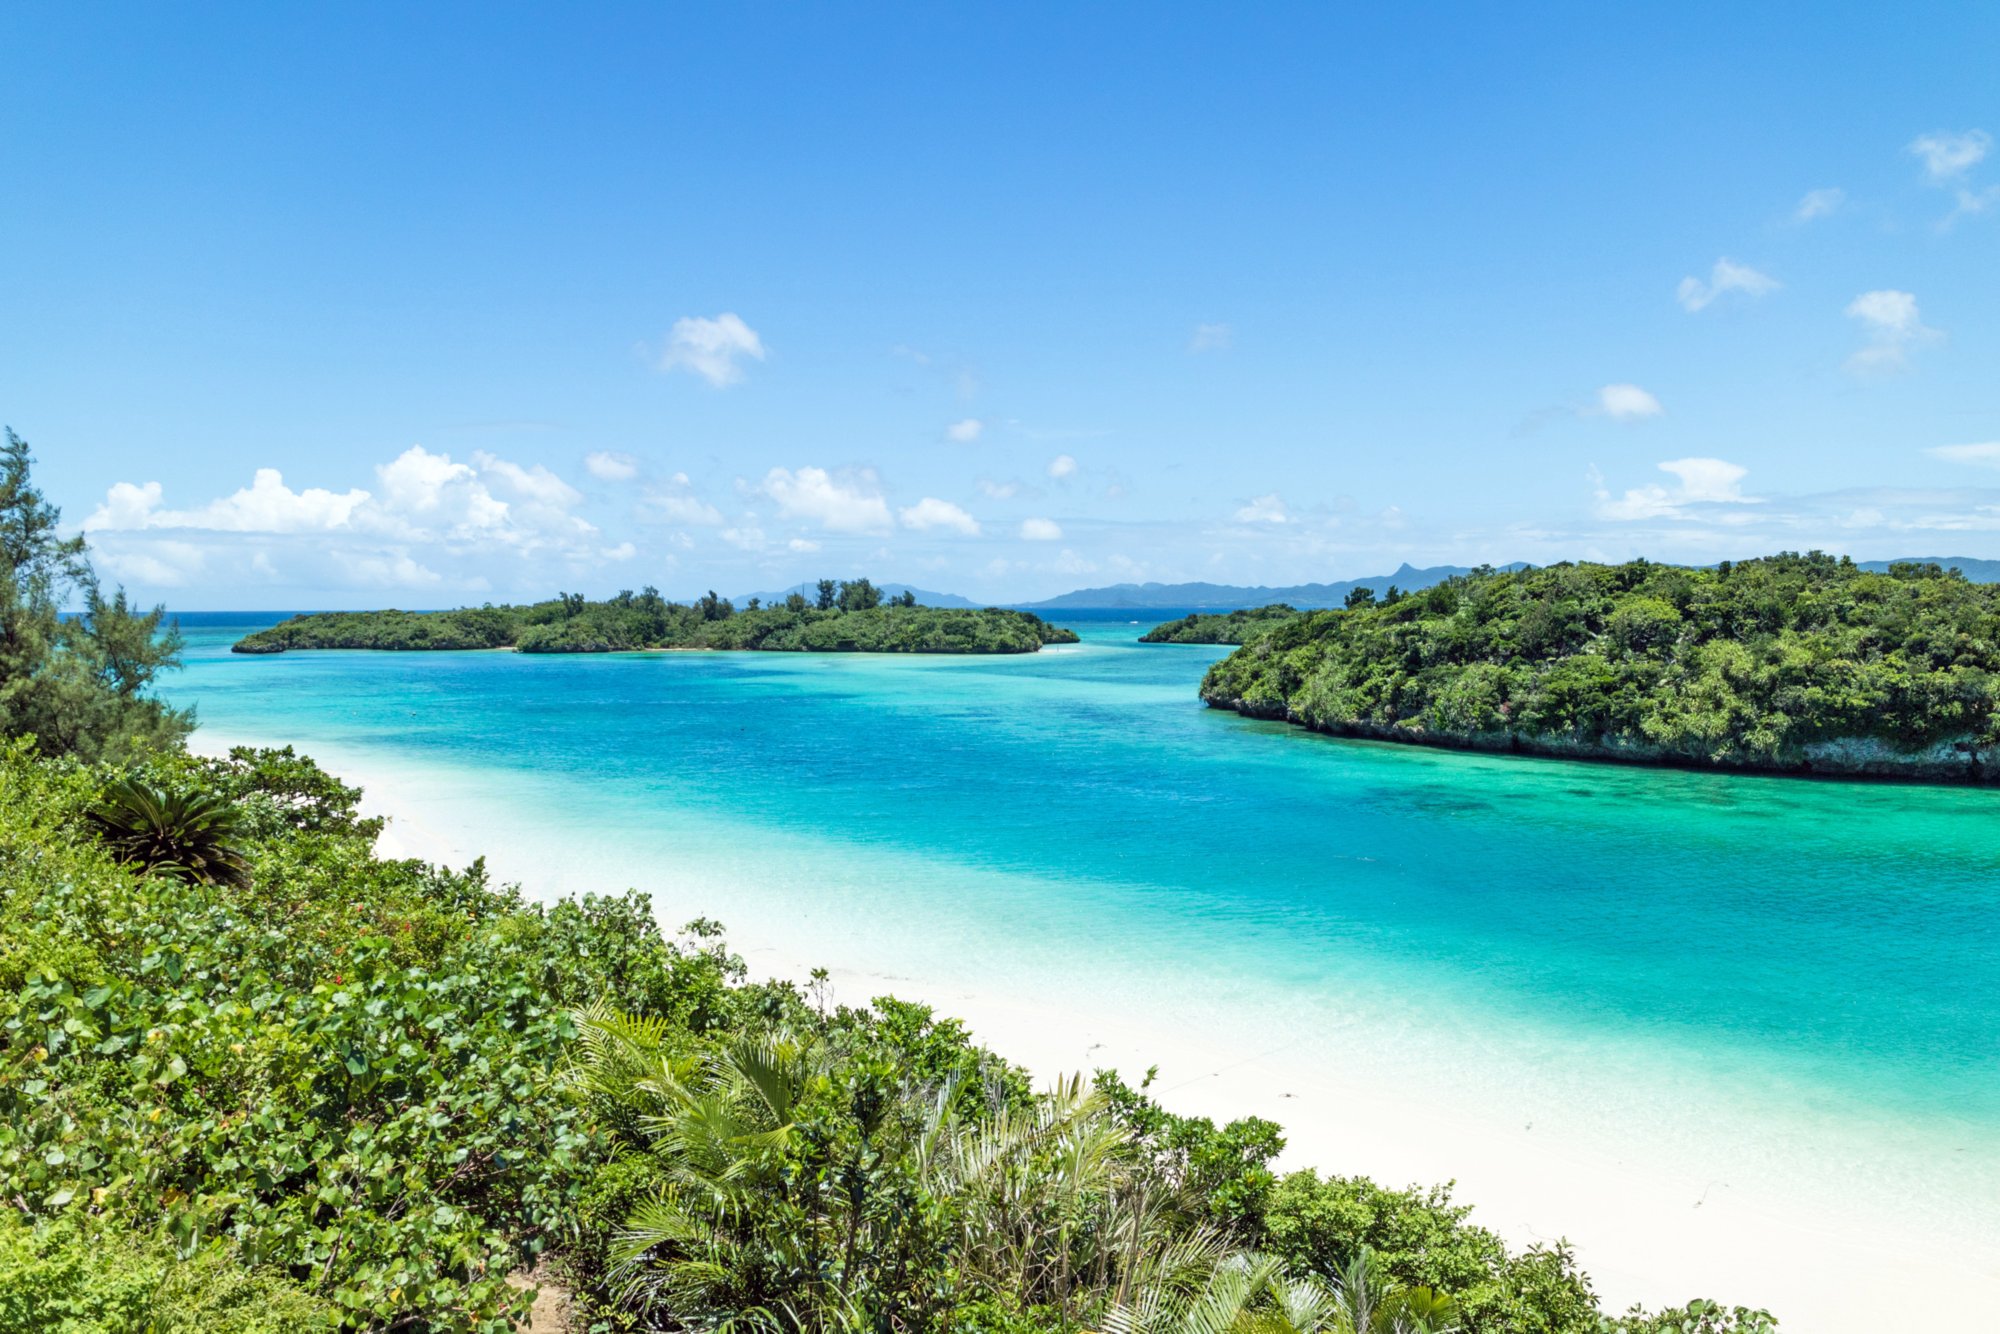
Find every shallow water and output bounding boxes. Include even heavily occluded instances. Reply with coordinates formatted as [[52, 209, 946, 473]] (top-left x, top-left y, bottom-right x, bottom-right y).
[[164, 613, 2000, 1253]]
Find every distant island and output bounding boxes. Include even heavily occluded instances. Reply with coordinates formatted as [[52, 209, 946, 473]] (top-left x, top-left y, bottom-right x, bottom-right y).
[[233, 579, 1078, 655], [1140, 604, 1300, 644], [1020, 562, 1528, 611], [1200, 554, 2000, 782]]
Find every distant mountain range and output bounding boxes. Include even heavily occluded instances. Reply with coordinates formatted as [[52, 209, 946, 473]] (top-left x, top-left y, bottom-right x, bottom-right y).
[[1858, 556, 2000, 582], [736, 581, 979, 609], [1015, 563, 1533, 611], [737, 557, 2000, 617]]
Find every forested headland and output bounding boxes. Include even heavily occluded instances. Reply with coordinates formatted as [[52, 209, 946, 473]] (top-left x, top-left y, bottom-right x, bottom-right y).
[[1201, 554, 2000, 780], [231, 580, 1078, 656], [0, 431, 1776, 1331], [1141, 605, 1301, 645]]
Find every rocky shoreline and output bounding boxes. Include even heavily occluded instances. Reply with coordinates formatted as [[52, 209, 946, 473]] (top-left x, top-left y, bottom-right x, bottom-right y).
[[1202, 693, 1994, 783]]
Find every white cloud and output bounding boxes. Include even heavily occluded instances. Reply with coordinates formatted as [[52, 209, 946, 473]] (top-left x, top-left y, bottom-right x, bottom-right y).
[[1019, 517, 1063, 541], [645, 491, 725, 526], [720, 527, 766, 550], [899, 497, 980, 535], [1597, 458, 1758, 521], [1844, 289, 1940, 375], [1909, 130, 1991, 181], [658, 312, 766, 387], [1596, 383, 1664, 420], [85, 469, 371, 534], [1047, 454, 1078, 479], [471, 451, 582, 508], [1794, 187, 1845, 222], [1234, 493, 1289, 524], [978, 478, 1020, 500], [585, 450, 640, 481], [1926, 442, 2000, 470], [600, 541, 638, 561], [340, 551, 445, 588], [787, 537, 821, 553], [83, 446, 607, 588], [1188, 322, 1233, 352], [760, 466, 893, 533], [945, 418, 983, 443], [1676, 258, 1779, 312], [1941, 184, 2000, 229]]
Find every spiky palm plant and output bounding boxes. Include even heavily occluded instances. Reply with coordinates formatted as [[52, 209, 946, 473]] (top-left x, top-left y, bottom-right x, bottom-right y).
[[87, 775, 251, 887], [1098, 1246, 1459, 1334]]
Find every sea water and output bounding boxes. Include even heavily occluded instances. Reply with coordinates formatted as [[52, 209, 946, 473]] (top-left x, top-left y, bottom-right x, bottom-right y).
[[161, 613, 1999, 1292]]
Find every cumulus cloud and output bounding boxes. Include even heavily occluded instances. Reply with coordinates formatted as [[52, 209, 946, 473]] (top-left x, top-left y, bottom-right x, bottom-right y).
[[1926, 442, 2000, 470], [945, 418, 983, 443], [1597, 458, 1758, 521], [471, 451, 582, 508], [600, 541, 638, 561], [79, 446, 617, 602], [1844, 289, 1940, 375], [1234, 493, 1289, 524], [787, 537, 821, 553], [658, 313, 766, 387], [1909, 130, 1991, 182], [585, 450, 640, 481], [1047, 454, 1078, 479], [978, 479, 1020, 500], [1794, 187, 1845, 222], [760, 466, 893, 533], [1676, 258, 1779, 312], [1188, 322, 1233, 352], [86, 469, 371, 534], [899, 497, 980, 535], [1019, 517, 1062, 541], [1596, 383, 1665, 419]]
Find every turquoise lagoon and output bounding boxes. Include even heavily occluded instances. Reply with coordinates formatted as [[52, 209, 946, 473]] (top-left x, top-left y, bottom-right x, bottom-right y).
[[163, 614, 1998, 1278]]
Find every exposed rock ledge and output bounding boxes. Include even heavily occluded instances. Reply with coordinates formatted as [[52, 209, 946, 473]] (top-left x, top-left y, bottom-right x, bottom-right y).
[[1202, 695, 1993, 783]]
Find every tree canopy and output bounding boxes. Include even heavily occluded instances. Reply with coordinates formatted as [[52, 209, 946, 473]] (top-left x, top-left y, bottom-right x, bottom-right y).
[[1201, 553, 2000, 778], [0, 428, 188, 761]]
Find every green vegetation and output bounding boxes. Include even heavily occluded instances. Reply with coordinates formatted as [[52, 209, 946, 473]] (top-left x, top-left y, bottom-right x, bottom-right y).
[[1141, 605, 1300, 645], [0, 429, 188, 762], [1201, 554, 2000, 778], [0, 441, 1774, 1329], [0, 741, 1774, 1332], [233, 580, 1078, 656]]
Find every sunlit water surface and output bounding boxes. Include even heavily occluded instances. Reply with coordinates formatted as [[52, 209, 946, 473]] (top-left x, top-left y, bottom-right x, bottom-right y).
[[164, 614, 1999, 1252]]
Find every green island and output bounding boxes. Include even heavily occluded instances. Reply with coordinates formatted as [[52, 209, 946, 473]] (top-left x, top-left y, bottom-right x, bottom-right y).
[[0, 446, 1789, 1329], [1201, 553, 2000, 781], [232, 580, 1078, 657], [1141, 604, 1301, 645]]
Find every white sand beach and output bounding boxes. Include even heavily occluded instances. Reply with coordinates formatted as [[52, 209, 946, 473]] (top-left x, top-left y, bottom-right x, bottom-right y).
[[195, 732, 2000, 1333]]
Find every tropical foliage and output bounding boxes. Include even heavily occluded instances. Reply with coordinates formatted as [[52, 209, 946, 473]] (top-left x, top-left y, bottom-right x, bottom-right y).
[[0, 737, 1778, 1331], [1141, 607, 1300, 646], [233, 583, 1078, 656], [1201, 554, 2000, 777], [87, 775, 252, 887], [0, 428, 188, 761]]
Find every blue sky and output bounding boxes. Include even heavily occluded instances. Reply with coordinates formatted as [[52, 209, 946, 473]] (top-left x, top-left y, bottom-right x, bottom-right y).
[[3, 3, 1996, 607]]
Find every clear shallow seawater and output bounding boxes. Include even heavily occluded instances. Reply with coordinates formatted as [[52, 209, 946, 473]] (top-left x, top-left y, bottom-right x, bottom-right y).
[[162, 613, 1999, 1250]]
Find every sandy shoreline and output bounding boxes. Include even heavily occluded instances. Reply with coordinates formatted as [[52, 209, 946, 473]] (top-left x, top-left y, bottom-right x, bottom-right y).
[[193, 730, 2000, 1331]]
